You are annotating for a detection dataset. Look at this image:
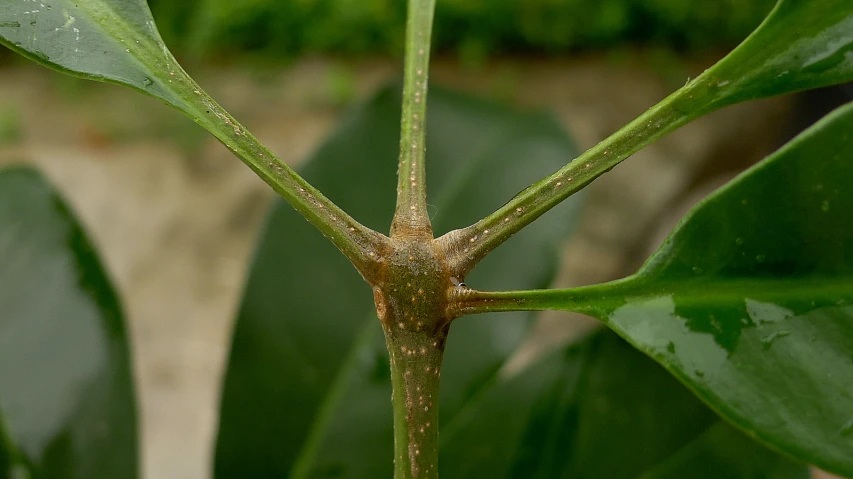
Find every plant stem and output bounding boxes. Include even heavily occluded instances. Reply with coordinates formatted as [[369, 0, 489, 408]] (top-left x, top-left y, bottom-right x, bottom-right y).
[[391, 0, 437, 239], [385, 326, 447, 479], [107, 35, 392, 282], [435, 71, 727, 279], [372, 238, 453, 478]]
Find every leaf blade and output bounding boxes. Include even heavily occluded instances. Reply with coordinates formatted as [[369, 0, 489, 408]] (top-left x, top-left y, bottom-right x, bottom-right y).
[[0, 0, 190, 109]]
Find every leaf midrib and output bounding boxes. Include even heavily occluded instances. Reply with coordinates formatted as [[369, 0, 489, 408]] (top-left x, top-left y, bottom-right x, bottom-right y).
[[528, 275, 853, 316]]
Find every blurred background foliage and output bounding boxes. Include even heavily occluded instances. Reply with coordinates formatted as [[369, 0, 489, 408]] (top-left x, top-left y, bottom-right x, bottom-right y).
[[148, 0, 776, 62]]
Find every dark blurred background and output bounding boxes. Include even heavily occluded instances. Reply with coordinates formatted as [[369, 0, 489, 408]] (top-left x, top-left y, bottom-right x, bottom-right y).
[[0, 1, 849, 478]]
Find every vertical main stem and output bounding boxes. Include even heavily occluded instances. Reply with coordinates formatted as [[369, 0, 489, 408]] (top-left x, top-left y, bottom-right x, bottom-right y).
[[373, 239, 453, 478], [385, 327, 447, 479], [391, 0, 437, 238]]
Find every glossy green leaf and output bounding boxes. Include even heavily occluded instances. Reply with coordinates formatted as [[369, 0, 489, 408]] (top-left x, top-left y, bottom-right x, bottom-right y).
[[657, 0, 853, 119], [440, 330, 807, 479], [0, 0, 196, 111], [705, 0, 853, 109], [0, 167, 138, 478], [502, 102, 853, 476], [214, 84, 582, 478]]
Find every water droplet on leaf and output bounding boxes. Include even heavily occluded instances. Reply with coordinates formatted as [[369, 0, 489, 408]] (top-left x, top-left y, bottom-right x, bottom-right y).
[[756, 254, 766, 262], [142, 77, 154, 87], [821, 200, 830, 212], [735, 237, 744, 246]]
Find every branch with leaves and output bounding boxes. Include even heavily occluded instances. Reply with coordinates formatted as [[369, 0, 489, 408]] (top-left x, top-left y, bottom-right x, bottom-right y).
[[2, 0, 853, 478]]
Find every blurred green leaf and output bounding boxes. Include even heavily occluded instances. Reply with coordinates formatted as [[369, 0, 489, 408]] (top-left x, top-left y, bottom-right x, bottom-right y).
[[0, 167, 137, 478], [440, 330, 807, 479], [214, 83, 582, 478], [509, 101, 853, 476], [639, 422, 810, 479]]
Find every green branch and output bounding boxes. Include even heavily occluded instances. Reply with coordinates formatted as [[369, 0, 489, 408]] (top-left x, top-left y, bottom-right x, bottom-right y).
[[435, 0, 853, 280], [181, 78, 390, 280], [435, 76, 717, 279], [391, 0, 437, 239], [0, 0, 391, 283]]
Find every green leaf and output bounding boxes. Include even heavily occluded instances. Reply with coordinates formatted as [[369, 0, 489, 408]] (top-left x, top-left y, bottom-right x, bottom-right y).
[[214, 84, 582, 478], [503, 101, 853, 476], [0, 0, 193, 110], [0, 167, 138, 478], [640, 422, 810, 479], [440, 330, 807, 478], [704, 0, 853, 108], [660, 0, 853, 120]]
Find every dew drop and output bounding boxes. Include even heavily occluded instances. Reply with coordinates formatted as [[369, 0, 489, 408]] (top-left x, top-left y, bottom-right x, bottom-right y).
[[821, 200, 830, 212], [32, 50, 49, 61], [666, 341, 676, 354], [141, 77, 154, 87], [692, 266, 704, 274], [695, 370, 705, 378], [756, 254, 766, 262], [735, 237, 744, 246], [0, 21, 21, 28]]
